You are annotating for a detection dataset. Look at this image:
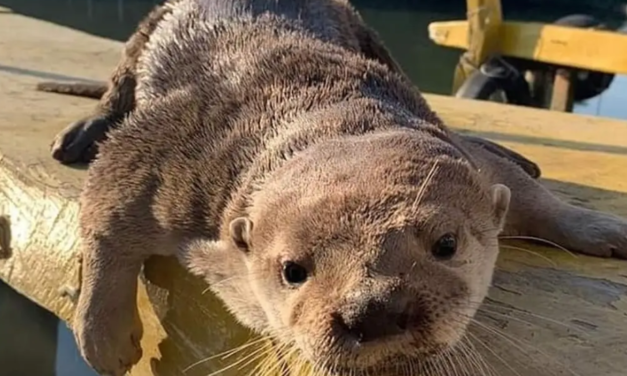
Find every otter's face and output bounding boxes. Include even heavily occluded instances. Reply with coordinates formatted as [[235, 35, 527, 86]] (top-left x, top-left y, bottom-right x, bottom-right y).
[[186, 157, 510, 375]]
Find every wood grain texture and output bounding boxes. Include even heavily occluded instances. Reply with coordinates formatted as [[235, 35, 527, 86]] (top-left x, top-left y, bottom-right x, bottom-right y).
[[1, 8, 625, 376], [429, 20, 627, 75]]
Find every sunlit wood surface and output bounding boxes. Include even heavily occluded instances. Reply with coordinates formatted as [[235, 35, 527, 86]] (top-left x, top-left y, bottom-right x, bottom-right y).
[[1, 7, 626, 376]]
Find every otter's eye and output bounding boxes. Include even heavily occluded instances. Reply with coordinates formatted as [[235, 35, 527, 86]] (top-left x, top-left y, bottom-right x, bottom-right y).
[[282, 261, 308, 286], [432, 233, 457, 260]]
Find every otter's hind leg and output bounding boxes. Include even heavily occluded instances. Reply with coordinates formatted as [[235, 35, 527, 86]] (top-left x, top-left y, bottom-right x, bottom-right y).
[[467, 141, 627, 258], [51, 4, 171, 164]]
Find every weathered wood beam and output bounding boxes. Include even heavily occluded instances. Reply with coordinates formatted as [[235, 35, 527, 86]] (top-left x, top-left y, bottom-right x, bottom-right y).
[[2, 8, 627, 376]]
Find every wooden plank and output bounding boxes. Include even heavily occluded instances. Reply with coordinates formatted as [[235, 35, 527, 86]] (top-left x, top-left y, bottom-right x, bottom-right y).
[[451, 0, 503, 93], [429, 20, 627, 75], [1, 9, 627, 376], [549, 68, 575, 112]]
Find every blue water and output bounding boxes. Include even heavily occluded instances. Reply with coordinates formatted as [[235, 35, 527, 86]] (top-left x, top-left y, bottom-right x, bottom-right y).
[[54, 322, 98, 376], [575, 74, 627, 119]]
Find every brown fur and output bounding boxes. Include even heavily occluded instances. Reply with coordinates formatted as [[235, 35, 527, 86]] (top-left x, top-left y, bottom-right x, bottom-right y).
[[47, 1, 627, 375]]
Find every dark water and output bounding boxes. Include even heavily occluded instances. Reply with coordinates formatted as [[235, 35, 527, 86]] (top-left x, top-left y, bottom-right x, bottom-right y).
[[0, 0, 625, 375]]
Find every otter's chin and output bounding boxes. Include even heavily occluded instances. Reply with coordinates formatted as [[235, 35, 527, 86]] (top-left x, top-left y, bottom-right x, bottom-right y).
[[292, 314, 472, 376], [311, 346, 450, 376]]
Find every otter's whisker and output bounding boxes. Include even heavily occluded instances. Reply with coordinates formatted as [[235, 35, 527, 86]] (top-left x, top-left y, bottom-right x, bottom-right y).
[[412, 159, 440, 211], [309, 356, 324, 376], [432, 351, 449, 376], [499, 244, 557, 267], [460, 298, 587, 334], [447, 348, 463, 376], [446, 349, 461, 376], [459, 336, 494, 376], [454, 339, 478, 376], [498, 235, 577, 258], [258, 346, 292, 376], [210, 272, 272, 287], [287, 347, 306, 376], [248, 340, 291, 376], [399, 357, 408, 376], [471, 336, 497, 372], [205, 340, 276, 376], [471, 318, 582, 376], [293, 352, 310, 376], [452, 343, 473, 376], [184, 336, 271, 372], [234, 344, 279, 374], [405, 357, 414, 376], [201, 271, 273, 296], [245, 349, 271, 376], [442, 350, 456, 376], [445, 347, 462, 376], [408, 357, 418, 376], [466, 330, 523, 376], [247, 354, 271, 376], [201, 286, 212, 295], [476, 305, 585, 335], [425, 352, 437, 376]]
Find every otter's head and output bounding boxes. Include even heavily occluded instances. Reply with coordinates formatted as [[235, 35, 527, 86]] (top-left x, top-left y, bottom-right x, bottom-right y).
[[186, 131, 510, 375]]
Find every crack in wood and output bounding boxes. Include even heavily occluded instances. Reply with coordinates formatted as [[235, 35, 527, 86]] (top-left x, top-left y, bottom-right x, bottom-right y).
[[0, 215, 11, 258]]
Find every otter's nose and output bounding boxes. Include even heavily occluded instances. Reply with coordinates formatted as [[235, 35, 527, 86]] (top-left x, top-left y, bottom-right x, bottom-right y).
[[336, 302, 410, 343]]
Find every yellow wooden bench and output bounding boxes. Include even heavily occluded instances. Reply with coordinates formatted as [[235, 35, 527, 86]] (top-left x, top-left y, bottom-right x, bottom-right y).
[[432, 0, 627, 112]]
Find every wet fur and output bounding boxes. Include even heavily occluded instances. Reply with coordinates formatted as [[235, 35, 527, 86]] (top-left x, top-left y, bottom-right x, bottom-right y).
[[43, 0, 627, 375]]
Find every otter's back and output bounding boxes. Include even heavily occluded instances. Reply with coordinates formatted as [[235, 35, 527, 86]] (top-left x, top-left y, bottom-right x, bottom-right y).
[[96, 0, 443, 235], [136, 0, 365, 104]]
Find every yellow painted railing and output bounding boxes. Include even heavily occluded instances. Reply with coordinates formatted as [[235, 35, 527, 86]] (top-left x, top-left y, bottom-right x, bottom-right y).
[[434, 0, 627, 112], [431, 20, 627, 76]]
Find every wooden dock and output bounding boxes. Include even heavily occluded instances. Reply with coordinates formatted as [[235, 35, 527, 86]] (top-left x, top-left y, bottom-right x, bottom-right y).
[[1, 6, 626, 376]]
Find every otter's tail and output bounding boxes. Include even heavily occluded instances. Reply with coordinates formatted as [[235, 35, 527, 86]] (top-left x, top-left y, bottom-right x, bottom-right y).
[[36, 81, 108, 99]]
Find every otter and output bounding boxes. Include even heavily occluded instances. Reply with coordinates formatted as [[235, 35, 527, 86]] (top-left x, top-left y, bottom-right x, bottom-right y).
[[40, 0, 627, 375]]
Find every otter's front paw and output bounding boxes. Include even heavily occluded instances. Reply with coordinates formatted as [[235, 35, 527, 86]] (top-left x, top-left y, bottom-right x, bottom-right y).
[[567, 211, 627, 259], [51, 115, 115, 164], [74, 306, 143, 376]]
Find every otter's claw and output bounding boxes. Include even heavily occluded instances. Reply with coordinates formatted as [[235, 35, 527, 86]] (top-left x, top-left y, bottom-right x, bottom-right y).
[[567, 210, 627, 259], [74, 305, 143, 376], [51, 115, 115, 164]]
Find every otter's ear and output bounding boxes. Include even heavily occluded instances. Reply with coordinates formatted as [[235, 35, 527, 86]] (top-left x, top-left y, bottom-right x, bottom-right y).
[[490, 184, 511, 231], [230, 217, 253, 251]]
